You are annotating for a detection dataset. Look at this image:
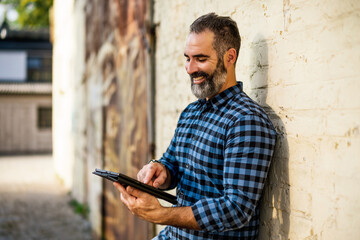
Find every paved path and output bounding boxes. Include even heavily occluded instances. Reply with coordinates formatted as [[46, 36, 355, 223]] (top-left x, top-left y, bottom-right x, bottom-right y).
[[0, 155, 93, 240]]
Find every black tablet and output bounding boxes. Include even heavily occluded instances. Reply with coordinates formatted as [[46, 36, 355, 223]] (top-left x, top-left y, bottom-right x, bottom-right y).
[[92, 168, 177, 205]]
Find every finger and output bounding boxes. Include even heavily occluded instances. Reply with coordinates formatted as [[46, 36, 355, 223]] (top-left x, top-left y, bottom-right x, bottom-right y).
[[153, 173, 167, 188], [151, 165, 169, 188], [143, 167, 157, 185], [137, 164, 154, 183], [126, 186, 145, 199], [113, 183, 134, 204], [126, 186, 158, 206], [113, 182, 127, 199], [137, 168, 145, 182], [113, 182, 126, 192]]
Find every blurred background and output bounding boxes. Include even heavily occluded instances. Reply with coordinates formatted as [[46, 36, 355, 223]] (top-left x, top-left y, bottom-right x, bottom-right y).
[[0, 0, 360, 240]]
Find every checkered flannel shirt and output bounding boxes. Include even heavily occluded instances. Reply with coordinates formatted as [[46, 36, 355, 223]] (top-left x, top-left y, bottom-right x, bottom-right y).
[[155, 82, 277, 240]]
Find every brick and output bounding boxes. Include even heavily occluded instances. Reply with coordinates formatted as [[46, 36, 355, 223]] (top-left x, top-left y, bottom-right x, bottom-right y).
[[289, 188, 312, 217], [289, 213, 313, 240], [325, 110, 360, 136]]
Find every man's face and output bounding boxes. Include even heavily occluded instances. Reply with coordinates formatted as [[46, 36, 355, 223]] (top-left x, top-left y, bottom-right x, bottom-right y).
[[184, 30, 227, 99]]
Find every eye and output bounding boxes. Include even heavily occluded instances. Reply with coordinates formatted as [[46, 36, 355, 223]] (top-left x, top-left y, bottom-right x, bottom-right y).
[[197, 58, 207, 62]]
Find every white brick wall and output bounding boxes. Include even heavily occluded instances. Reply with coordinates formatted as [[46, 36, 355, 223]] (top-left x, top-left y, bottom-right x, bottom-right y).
[[154, 0, 360, 239]]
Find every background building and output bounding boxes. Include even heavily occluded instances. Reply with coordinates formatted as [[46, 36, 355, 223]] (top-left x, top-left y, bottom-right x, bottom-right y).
[[0, 21, 52, 154], [52, 0, 360, 239]]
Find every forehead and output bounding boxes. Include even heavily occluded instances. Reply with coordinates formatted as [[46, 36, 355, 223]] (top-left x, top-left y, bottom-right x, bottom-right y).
[[184, 30, 216, 56]]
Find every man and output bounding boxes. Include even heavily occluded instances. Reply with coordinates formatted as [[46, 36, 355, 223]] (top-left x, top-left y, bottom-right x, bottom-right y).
[[114, 13, 277, 239]]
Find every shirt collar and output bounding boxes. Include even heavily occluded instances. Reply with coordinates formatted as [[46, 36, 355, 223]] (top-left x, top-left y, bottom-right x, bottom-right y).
[[195, 81, 243, 110]]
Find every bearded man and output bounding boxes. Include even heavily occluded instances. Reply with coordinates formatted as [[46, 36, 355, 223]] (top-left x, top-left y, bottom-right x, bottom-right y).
[[114, 12, 277, 240]]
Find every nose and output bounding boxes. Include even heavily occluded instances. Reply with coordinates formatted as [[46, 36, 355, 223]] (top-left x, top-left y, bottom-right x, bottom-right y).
[[185, 59, 198, 75]]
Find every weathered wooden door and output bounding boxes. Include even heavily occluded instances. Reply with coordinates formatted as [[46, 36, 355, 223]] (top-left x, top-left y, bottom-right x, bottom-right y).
[[85, 0, 154, 239]]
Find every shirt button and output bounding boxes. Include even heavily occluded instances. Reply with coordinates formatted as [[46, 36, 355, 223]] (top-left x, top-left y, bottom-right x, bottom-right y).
[[185, 164, 189, 168]]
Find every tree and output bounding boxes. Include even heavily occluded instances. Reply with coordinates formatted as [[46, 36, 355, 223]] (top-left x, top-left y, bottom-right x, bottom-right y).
[[2, 0, 53, 29]]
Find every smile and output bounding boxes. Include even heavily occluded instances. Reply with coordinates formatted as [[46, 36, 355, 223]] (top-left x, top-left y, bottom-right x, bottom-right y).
[[192, 76, 206, 84]]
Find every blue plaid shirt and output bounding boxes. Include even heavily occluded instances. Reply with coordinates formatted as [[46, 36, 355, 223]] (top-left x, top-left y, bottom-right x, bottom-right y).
[[155, 82, 277, 240]]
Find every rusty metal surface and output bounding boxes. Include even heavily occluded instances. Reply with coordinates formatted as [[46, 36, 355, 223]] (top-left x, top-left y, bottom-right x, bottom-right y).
[[85, 0, 153, 239]]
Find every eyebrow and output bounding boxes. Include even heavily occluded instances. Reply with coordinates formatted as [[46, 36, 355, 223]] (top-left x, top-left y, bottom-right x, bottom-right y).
[[184, 53, 210, 58]]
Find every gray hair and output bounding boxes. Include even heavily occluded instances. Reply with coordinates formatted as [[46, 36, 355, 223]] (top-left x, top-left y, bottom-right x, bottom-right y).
[[190, 13, 241, 64]]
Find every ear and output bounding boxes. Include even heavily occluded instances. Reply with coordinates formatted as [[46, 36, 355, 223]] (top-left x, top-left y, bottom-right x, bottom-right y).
[[224, 48, 237, 68]]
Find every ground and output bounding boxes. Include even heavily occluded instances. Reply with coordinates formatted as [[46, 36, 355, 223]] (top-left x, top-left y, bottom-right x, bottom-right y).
[[0, 154, 93, 240]]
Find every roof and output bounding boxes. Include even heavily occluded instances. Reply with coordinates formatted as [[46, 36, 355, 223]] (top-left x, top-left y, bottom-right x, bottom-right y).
[[0, 82, 52, 95], [0, 20, 50, 42], [0, 23, 52, 50]]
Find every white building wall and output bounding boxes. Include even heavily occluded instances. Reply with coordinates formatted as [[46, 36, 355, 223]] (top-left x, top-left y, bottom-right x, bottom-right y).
[[0, 95, 52, 153], [153, 0, 360, 239], [52, 0, 103, 236]]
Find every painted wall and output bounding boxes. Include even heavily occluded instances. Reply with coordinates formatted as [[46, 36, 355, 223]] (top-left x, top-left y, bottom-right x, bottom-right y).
[[153, 0, 360, 239], [53, 0, 153, 239], [52, 0, 103, 236]]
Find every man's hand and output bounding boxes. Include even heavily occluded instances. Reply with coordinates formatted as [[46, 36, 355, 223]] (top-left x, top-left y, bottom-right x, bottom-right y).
[[113, 182, 165, 223], [113, 182, 201, 230], [137, 161, 171, 189], [113, 162, 200, 229]]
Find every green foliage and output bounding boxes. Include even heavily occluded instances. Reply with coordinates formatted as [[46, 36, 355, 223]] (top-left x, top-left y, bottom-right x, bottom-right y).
[[68, 199, 90, 219], [2, 0, 53, 29]]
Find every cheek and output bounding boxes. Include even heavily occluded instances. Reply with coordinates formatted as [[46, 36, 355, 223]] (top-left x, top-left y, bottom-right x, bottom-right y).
[[202, 64, 216, 75]]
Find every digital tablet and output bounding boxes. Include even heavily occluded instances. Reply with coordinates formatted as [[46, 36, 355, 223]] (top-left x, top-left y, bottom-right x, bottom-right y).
[[92, 168, 177, 205]]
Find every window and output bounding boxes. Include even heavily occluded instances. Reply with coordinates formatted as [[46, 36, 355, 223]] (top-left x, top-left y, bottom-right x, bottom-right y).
[[38, 107, 52, 129], [0, 51, 27, 81], [0, 50, 52, 83], [27, 54, 52, 82]]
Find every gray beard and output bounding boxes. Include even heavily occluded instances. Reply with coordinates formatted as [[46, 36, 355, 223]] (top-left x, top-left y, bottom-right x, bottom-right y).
[[190, 62, 227, 99]]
